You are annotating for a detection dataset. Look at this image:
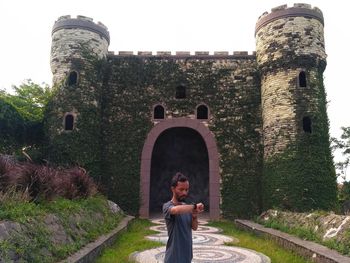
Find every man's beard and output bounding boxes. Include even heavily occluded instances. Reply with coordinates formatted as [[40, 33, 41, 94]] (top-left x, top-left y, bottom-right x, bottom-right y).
[[177, 194, 187, 201]]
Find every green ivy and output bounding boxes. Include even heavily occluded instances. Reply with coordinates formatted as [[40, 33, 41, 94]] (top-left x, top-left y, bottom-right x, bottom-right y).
[[45, 48, 263, 217], [262, 69, 337, 212], [45, 43, 336, 218]]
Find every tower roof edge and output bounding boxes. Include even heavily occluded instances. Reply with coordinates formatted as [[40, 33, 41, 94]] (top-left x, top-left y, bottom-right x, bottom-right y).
[[255, 4, 324, 36], [52, 15, 110, 44]]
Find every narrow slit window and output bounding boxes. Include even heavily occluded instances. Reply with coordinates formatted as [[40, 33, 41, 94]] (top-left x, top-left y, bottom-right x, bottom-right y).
[[175, 85, 186, 99], [303, 116, 312, 133], [154, 105, 165, 119], [197, 105, 209, 119], [67, 71, 78, 86], [65, 114, 74, 131], [299, 71, 307, 87]]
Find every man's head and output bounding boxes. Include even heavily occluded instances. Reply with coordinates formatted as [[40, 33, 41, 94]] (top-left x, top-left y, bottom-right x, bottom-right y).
[[171, 172, 189, 202]]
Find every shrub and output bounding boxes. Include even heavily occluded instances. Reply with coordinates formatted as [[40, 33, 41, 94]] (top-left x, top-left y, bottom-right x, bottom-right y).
[[0, 155, 98, 202], [58, 167, 98, 199]]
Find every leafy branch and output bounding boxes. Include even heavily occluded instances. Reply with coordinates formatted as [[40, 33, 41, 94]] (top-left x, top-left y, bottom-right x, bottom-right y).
[[331, 126, 350, 181]]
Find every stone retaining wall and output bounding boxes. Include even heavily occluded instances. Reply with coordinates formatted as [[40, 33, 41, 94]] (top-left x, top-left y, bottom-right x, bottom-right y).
[[235, 219, 350, 263]]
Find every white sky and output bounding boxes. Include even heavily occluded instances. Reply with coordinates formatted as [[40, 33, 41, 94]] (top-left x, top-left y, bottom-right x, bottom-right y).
[[0, 0, 349, 180]]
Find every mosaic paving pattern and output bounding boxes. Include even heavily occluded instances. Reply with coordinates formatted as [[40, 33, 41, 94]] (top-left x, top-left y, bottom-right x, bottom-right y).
[[151, 218, 208, 225], [131, 218, 271, 263], [150, 224, 220, 233], [147, 232, 235, 245]]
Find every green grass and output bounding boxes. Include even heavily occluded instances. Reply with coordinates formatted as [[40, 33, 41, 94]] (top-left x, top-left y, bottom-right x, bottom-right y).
[[96, 219, 162, 263], [0, 195, 123, 262], [208, 220, 312, 263]]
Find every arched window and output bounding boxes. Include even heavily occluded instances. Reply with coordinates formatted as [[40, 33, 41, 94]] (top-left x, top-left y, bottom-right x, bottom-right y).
[[64, 114, 74, 131], [303, 116, 312, 133], [67, 71, 78, 86], [175, 85, 186, 99], [196, 104, 209, 120], [153, 105, 165, 119], [299, 71, 307, 87]]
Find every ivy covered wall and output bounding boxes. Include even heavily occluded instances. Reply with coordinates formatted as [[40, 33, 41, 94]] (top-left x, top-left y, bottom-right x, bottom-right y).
[[46, 54, 263, 217], [44, 55, 105, 178], [262, 69, 337, 211], [44, 5, 337, 218]]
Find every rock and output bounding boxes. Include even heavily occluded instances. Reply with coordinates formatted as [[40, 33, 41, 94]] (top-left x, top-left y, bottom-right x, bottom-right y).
[[44, 214, 73, 245], [108, 200, 123, 214], [259, 210, 350, 243]]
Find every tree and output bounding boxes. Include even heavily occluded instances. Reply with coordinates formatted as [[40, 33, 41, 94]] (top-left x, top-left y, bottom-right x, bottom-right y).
[[332, 126, 350, 181], [339, 181, 350, 201], [1, 80, 52, 122], [0, 80, 52, 159]]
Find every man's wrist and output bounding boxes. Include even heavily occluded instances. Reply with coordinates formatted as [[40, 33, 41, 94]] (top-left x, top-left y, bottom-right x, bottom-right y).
[[192, 203, 197, 211]]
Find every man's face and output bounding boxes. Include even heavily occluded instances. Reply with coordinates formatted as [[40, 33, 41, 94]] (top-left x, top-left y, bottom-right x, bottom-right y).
[[172, 180, 189, 201]]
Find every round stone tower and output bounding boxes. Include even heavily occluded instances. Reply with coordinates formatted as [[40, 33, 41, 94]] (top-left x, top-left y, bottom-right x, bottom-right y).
[[256, 4, 336, 211], [50, 15, 110, 85], [256, 3, 326, 158]]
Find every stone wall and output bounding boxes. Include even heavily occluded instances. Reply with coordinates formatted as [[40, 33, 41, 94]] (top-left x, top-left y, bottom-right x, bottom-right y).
[[256, 4, 326, 70], [259, 210, 350, 256], [50, 15, 109, 84], [256, 4, 327, 158]]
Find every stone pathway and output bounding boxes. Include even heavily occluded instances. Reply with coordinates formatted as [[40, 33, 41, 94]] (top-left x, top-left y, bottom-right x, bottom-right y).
[[130, 218, 271, 263]]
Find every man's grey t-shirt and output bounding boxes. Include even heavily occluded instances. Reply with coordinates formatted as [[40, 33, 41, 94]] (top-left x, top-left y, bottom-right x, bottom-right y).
[[162, 200, 193, 263]]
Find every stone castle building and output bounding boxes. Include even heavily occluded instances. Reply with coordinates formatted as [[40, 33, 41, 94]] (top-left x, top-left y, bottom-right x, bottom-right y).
[[46, 3, 337, 219]]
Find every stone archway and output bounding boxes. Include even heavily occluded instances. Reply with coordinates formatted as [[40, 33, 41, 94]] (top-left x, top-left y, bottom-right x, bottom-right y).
[[139, 118, 220, 219], [150, 127, 209, 214]]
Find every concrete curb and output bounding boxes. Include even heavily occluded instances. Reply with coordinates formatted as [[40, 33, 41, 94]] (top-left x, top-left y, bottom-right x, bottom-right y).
[[60, 215, 134, 263], [235, 219, 350, 263]]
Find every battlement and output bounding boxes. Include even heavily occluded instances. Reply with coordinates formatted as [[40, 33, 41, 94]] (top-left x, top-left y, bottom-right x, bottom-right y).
[[52, 15, 110, 44], [107, 50, 256, 59], [255, 3, 323, 35]]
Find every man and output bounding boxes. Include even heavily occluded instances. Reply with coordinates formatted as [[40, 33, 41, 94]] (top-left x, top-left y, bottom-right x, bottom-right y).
[[162, 172, 204, 263]]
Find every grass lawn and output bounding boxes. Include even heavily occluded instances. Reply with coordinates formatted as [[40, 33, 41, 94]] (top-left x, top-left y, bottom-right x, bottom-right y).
[[97, 218, 311, 263], [209, 220, 312, 263], [96, 219, 162, 263]]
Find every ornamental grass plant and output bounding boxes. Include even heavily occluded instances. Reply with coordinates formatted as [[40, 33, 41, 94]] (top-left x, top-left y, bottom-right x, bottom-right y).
[[0, 154, 97, 202]]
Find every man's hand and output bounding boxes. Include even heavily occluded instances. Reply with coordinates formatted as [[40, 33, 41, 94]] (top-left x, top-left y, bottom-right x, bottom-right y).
[[194, 202, 204, 213]]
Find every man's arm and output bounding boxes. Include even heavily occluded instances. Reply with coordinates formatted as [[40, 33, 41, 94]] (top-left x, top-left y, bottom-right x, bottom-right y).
[[192, 213, 198, 230], [169, 203, 204, 230], [170, 202, 204, 215], [169, 204, 196, 215]]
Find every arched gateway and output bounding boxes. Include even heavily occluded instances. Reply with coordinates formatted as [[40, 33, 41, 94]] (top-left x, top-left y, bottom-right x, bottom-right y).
[[139, 118, 220, 219]]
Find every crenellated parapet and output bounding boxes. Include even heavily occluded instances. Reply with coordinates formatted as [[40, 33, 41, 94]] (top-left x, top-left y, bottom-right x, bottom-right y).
[[52, 15, 110, 44], [107, 50, 256, 59], [255, 3, 326, 72], [255, 3, 323, 35]]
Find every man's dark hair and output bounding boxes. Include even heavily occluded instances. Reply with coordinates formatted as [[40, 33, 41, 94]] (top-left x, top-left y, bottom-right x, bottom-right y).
[[171, 172, 189, 187]]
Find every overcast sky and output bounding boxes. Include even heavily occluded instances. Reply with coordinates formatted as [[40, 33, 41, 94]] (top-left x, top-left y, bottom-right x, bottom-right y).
[[0, 0, 349, 179]]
